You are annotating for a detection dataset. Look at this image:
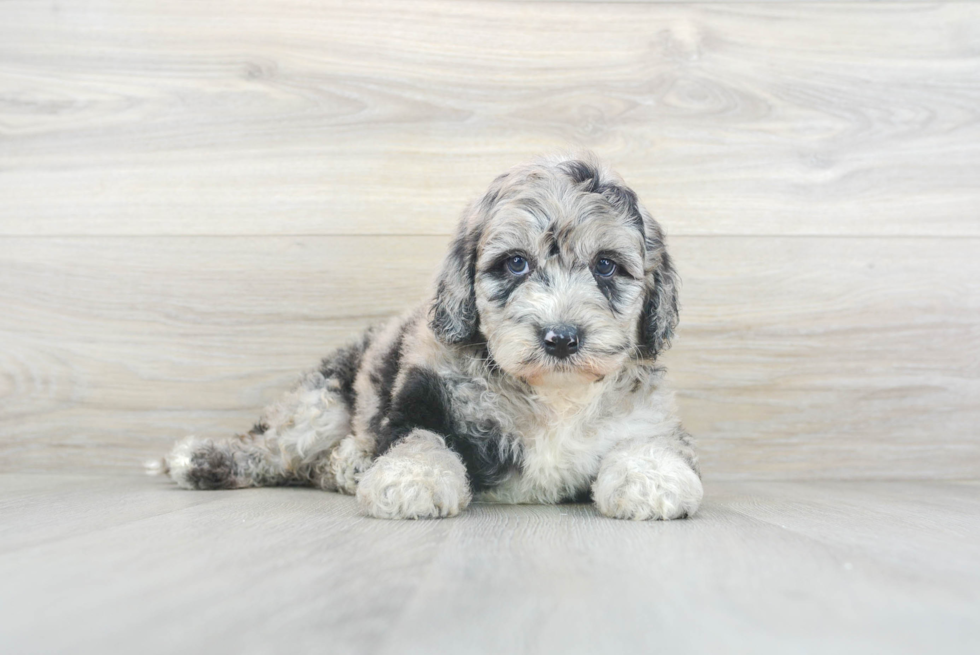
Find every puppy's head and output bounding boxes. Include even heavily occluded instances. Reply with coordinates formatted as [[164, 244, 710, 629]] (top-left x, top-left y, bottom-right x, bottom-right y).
[[430, 154, 678, 385]]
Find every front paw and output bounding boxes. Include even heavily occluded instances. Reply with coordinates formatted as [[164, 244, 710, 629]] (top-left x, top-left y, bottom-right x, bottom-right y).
[[355, 430, 472, 519], [593, 444, 703, 520]]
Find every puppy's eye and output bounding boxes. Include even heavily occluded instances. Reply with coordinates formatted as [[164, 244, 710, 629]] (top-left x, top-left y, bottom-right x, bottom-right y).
[[594, 258, 617, 277], [505, 255, 530, 276]]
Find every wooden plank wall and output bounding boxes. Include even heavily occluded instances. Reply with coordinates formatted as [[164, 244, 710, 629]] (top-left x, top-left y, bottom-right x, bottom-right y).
[[1, 0, 978, 479]]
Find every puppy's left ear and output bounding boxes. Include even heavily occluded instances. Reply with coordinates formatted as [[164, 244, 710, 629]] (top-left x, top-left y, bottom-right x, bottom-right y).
[[429, 202, 485, 345], [637, 209, 680, 359]]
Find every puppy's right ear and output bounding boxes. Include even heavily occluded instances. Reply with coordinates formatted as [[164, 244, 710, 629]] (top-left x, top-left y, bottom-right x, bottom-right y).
[[429, 202, 485, 345]]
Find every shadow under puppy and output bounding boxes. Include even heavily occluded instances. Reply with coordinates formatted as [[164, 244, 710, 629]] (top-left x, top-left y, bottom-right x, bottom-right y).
[[151, 154, 703, 520]]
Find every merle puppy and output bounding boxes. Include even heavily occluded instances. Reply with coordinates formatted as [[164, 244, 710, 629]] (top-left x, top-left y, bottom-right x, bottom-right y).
[[152, 154, 703, 520]]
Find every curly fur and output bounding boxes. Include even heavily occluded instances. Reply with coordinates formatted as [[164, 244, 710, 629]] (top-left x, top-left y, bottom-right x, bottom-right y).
[[151, 153, 703, 521], [356, 429, 472, 519]]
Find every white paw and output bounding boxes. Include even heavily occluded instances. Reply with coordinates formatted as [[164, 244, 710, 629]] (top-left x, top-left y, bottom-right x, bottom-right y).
[[593, 443, 703, 520], [330, 435, 374, 495], [356, 430, 472, 519]]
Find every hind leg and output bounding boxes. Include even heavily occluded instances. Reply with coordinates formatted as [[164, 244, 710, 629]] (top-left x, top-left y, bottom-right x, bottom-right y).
[[157, 368, 354, 491]]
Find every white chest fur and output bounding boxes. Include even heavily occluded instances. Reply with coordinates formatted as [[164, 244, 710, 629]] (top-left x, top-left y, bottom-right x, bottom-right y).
[[478, 378, 640, 504]]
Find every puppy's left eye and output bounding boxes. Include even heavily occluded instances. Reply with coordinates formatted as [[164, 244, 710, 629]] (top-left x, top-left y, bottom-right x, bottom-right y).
[[594, 258, 617, 277], [505, 255, 530, 276]]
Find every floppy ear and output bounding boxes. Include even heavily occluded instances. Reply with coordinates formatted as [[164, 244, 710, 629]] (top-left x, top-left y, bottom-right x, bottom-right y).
[[637, 215, 680, 359], [429, 203, 484, 345], [558, 157, 679, 358]]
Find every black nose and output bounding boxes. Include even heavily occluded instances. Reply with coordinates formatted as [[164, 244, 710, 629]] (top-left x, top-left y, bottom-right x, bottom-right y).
[[542, 325, 580, 359]]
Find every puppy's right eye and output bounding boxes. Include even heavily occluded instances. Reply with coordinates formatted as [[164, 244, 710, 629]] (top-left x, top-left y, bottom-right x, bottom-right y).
[[594, 258, 617, 278], [505, 255, 530, 276]]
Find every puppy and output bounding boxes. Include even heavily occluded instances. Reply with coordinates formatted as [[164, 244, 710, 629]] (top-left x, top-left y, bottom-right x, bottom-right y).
[[151, 154, 703, 520]]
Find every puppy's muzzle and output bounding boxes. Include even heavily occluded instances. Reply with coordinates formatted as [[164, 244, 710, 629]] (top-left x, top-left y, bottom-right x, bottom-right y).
[[542, 325, 580, 360]]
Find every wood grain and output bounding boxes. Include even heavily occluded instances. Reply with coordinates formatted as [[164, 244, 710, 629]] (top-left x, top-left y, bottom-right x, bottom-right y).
[[1, 1, 979, 236], [382, 483, 980, 655], [1, 235, 977, 478], [720, 481, 980, 578], [1, 0, 978, 481], [2, 476, 976, 655], [0, 474, 228, 554], [0, 474, 455, 655], [664, 236, 980, 479]]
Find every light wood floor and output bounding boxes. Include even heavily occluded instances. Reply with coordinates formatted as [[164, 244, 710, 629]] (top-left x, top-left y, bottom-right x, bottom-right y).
[[3, 2, 978, 651], [1, 474, 977, 655]]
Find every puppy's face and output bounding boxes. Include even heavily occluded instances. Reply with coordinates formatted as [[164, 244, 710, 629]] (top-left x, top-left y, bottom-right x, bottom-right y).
[[430, 156, 678, 386], [474, 178, 647, 385]]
